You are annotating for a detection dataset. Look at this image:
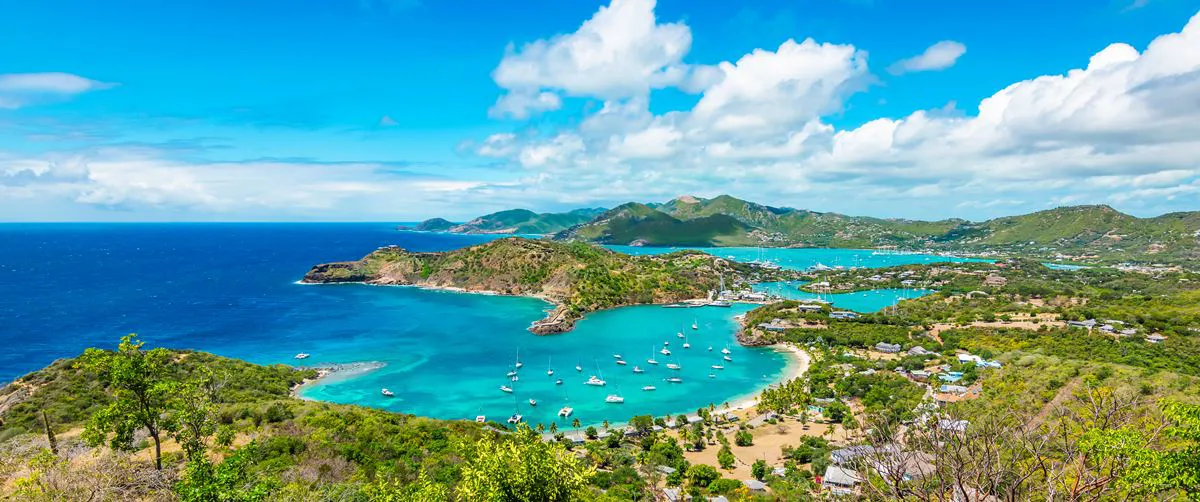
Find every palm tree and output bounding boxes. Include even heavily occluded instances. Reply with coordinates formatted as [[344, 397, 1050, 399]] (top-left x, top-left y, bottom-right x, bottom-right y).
[[549, 422, 558, 434], [572, 417, 582, 429], [602, 419, 610, 431], [536, 423, 545, 433]]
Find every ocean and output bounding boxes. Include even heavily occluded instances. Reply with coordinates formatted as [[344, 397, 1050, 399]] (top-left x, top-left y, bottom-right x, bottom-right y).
[[0, 224, 969, 428]]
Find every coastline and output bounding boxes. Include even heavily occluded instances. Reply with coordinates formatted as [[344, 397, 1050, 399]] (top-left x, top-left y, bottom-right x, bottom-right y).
[[721, 343, 811, 414], [290, 361, 387, 398]]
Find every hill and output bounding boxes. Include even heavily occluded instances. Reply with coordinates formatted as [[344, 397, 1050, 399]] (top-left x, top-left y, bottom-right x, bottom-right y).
[[410, 207, 606, 235], [423, 196, 1195, 263], [303, 237, 778, 333]]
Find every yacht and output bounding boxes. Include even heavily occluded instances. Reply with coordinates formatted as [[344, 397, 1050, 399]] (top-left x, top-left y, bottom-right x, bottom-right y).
[[605, 394, 625, 404], [708, 301, 732, 307], [555, 378, 564, 385], [528, 399, 537, 407], [514, 348, 523, 369], [642, 385, 657, 391], [666, 362, 681, 370], [511, 375, 519, 382], [632, 366, 644, 373], [665, 377, 683, 383], [575, 362, 583, 372], [585, 375, 607, 386], [507, 414, 523, 424], [723, 355, 733, 362], [721, 347, 732, 355], [507, 370, 518, 378], [547, 357, 554, 377], [660, 348, 672, 356], [677, 331, 685, 339], [647, 347, 659, 365], [294, 353, 310, 360], [708, 346, 713, 351], [711, 364, 725, 370], [613, 354, 623, 359], [499, 385, 513, 393], [558, 407, 573, 417], [683, 333, 691, 349], [708, 373, 716, 378], [616, 360, 627, 366], [475, 415, 486, 423], [692, 320, 698, 330], [381, 388, 395, 397], [663, 341, 670, 346]]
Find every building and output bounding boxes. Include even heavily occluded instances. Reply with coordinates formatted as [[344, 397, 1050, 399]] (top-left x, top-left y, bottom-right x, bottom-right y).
[[983, 274, 1008, 287], [907, 346, 933, 356], [875, 342, 902, 353], [1068, 319, 1097, 329], [795, 304, 824, 313], [830, 311, 860, 320], [742, 479, 767, 492], [822, 465, 862, 495], [1146, 334, 1168, 344]]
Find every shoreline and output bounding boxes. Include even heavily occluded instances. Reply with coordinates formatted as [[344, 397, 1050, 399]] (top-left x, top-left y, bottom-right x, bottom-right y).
[[290, 361, 387, 398], [720, 343, 811, 414]]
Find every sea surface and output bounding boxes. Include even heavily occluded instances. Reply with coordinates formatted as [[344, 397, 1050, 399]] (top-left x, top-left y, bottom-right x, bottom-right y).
[[751, 281, 933, 312], [0, 225, 969, 427]]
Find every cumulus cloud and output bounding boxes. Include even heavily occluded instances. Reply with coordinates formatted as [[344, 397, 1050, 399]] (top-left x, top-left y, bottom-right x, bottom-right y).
[[888, 41, 967, 74], [0, 72, 115, 109], [489, 0, 701, 118], [474, 6, 1200, 218]]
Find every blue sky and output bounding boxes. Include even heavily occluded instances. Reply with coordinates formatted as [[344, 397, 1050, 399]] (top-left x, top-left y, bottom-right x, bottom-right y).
[[2, 0, 1199, 221]]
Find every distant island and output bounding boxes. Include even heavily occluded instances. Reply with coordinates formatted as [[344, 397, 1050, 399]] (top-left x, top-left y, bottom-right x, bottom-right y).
[[408, 194, 1200, 264], [303, 237, 785, 334]]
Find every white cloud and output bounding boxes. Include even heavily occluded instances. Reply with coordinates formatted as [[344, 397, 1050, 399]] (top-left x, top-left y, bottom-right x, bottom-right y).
[[378, 115, 399, 126], [0, 72, 115, 109], [888, 41, 967, 74], [474, 7, 1200, 218], [489, 0, 698, 118]]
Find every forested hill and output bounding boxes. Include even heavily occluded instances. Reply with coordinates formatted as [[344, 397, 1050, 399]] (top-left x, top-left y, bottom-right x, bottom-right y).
[[303, 237, 779, 334], [411, 195, 1200, 263]]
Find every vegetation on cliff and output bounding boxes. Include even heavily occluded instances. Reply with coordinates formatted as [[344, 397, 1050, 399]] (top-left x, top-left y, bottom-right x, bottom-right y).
[[303, 237, 778, 333], [408, 208, 606, 235]]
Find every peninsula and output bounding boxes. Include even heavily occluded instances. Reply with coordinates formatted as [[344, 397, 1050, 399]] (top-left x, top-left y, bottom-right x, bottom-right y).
[[303, 237, 783, 334]]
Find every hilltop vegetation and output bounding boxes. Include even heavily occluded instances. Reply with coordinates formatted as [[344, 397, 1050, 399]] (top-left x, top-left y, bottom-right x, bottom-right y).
[[303, 237, 781, 333], [414, 195, 1200, 263], [406, 207, 606, 235]]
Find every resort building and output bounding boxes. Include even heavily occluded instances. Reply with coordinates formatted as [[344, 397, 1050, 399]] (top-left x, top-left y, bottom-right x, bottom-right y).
[[742, 479, 767, 493], [822, 465, 862, 495], [1146, 334, 1168, 343], [983, 274, 1008, 287], [874, 342, 902, 353], [1068, 319, 1098, 329], [830, 311, 860, 320]]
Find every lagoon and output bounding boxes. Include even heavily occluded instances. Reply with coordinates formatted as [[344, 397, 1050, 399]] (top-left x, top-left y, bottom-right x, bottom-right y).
[[0, 225, 969, 426]]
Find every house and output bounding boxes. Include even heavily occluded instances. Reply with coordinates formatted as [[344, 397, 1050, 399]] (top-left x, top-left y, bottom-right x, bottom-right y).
[[1146, 334, 1168, 344], [742, 479, 767, 492], [758, 322, 788, 332], [983, 274, 1007, 287], [937, 419, 969, 433], [830, 311, 860, 320], [772, 467, 787, 477], [663, 487, 685, 502], [907, 346, 933, 356], [657, 465, 677, 475], [939, 372, 964, 383], [875, 342, 902, 353], [957, 353, 982, 364], [795, 304, 824, 313], [830, 445, 890, 465], [1068, 319, 1097, 329], [822, 465, 862, 495], [908, 369, 931, 382], [939, 385, 969, 394]]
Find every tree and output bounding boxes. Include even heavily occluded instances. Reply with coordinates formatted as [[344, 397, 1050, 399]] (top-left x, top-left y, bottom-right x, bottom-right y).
[[79, 334, 174, 470], [585, 426, 598, 439], [735, 430, 754, 447], [629, 414, 654, 433], [40, 409, 57, 456], [165, 379, 221, 462], [456, 424, 593, 501], [549, 422, 558, 434], [717, 445, 736, 470], [602, 419, 610, 431], [572, 418, 582, 429], [751, 459, 769, 480], [686, 464, 719, 488]]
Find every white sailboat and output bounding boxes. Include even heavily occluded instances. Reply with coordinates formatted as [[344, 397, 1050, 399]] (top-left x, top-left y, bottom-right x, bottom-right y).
[[723, 355, 733, 362], [507, 413, 523, 424], [585, 375, 606, 386], [616, 359, 627, 366], [605, 387, 625, 403], [632, 365, 644, 373], [683, 333, 691, 349], [514, 348, 523, 369], [558, 406, 574, 417], [555, 378, 563, 385], [575, 361, 583, 372], [666, 359, 681, 370], [660, 347, 671, 356], [711, 364, 725, 370], [665, 376, 683, 383], [528, 399, 537, 407], [721, 347, 732, 355], [642, 385, 657, 391], [677, 330, 684, 339], [547, 357, 554, 377], [692, 319, 698, 330], [500, 385, 513, 393], [708, 346, 713, 351], [647, 346, 659, 365]]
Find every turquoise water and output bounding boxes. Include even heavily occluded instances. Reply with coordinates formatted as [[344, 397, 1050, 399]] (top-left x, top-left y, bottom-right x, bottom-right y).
[[751, 281, 933, 312], [1043, 262, 1090, 271], [0, 225, 967, 429], [607, 245, 984, 271], [300, 300, 784, 428]]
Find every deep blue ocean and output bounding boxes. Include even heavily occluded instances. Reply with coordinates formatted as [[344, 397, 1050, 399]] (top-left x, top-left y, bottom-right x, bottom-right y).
[[0, 224, 971, 427]]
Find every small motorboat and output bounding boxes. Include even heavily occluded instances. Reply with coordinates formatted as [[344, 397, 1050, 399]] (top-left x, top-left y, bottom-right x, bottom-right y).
[[708, 373, 716, 378], [605, 394, 625, 404], [642, 385, 657, 391], [294, 353, 310, 360], [381, 388, 395, 397], [475, 415, 486, 423], [708, 346, 713, 351], [575, 364, 583, 372], [723, 355, 733, 362], [665, 377, 683, 383], [558, 407, 573, 417], [677, 332, 684, 339], [613, 354, 623, 359], [616, 360, 627, 366], [585, 375, 607, 386], [500, 385, 513, 393], [528, 399, 537, 407], [632, 366, 644, 373], [555, 378, 564, 385], [712, 364, 725, 370], [507, 370, 518, 377]]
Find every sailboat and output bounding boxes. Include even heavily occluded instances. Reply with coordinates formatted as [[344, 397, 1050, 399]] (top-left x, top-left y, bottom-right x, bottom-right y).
[[507, 413, 523, 424], [660, 347, 672, 356], [711, 364, 725, 370], [692, 319, 698, 330], [632, 365, 644, 373], [683, 333, 691, 349], [528, 398, 537, 407], [647, 347, 659, 365], [666, 359, 681, 370], [605, 387, 625, 403], [558, 406, 573, 417], [556, 378, 564, 385], [665, 376, 683, 383], [547, 357, 554, 377], [500, 385, 513, 393], [575, 361, 583, 372], [514, 348, 523, 369], [381, 388, 395, 397], [721, 347, 732, 355], [616, 359, 627, 366], [642, 385, 657, 391], [677, 330, 685, 339], [723, 355, 733, 362]]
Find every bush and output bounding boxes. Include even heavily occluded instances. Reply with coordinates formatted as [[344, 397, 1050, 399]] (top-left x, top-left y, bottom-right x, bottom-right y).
[[717, 445, 735, 469], [735, 430, 753, 447], [707, 477, 743, 494]]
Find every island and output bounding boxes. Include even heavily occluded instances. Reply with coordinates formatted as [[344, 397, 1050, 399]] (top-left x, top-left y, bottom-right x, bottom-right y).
[[303, 237, 786, 334]]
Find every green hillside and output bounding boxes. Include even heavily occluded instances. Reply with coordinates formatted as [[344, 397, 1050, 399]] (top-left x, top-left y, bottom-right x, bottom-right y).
[[557, 202, 756, 246], [414, 207, 606, 235]]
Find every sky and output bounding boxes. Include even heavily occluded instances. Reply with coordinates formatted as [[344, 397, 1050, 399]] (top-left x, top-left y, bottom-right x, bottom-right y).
[[2, 0, 1199, 222]]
